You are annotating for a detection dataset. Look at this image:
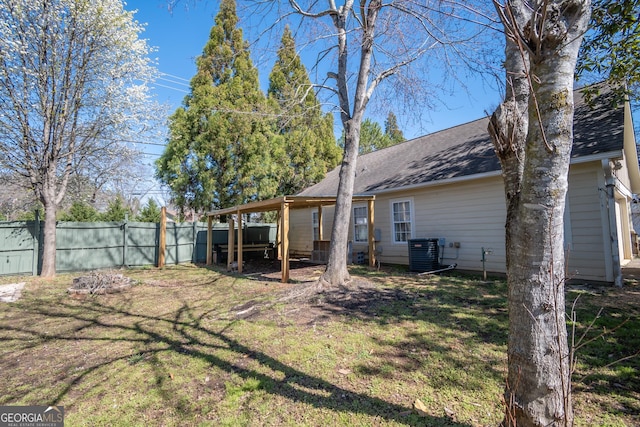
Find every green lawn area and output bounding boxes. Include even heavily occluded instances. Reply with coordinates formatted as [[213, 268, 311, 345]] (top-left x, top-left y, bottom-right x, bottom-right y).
[[0, 264, 638, 426]]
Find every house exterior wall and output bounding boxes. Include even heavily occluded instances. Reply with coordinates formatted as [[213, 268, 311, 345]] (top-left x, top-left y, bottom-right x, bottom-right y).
[[289, 160, 626, 283], [368, 176, 507, 272], [608, 150, 637, 263], [614, 156, 633, 191], [289, 207, 336, 256], [565, 162, 608, 281]]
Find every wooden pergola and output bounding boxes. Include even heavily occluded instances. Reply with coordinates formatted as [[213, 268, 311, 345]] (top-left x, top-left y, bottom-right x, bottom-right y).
[[206, 195, 376, 283]]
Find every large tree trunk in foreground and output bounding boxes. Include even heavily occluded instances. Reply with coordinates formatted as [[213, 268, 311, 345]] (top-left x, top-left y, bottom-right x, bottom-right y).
[[489, 1, 590, 425], [320, 121, 360, 287]]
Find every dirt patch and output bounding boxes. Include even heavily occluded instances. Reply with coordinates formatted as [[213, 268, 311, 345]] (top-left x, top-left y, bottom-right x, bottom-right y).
[[225, 261, 404, 327], [234, 259, 326, 283]]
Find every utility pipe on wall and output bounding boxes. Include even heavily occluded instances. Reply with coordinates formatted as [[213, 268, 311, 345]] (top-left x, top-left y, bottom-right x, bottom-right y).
[[481, 247, 492, 280]]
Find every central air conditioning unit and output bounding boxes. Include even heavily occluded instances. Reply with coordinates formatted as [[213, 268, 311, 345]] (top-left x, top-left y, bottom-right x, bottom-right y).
[[408, 238, 439, 272]]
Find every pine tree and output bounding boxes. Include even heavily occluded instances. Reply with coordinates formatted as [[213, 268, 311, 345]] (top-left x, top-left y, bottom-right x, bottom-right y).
[[384, 111, 405, 145], [101, 196, 132, 222], [136, 199, 162, 223], [268, 26, 341, 195], [59, 201, 100, 222], [156, 0, 279, 212], [338, 117, 404, 154]]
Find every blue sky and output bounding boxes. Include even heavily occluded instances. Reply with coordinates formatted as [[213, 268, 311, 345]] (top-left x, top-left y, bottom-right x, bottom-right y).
[[126, 0, 501, 135], [124, 0, 502, 199]]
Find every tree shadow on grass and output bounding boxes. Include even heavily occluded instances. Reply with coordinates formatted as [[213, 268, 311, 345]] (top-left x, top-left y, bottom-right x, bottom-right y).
[[0, 292, 472, 426], [294, 274, 509, 382]]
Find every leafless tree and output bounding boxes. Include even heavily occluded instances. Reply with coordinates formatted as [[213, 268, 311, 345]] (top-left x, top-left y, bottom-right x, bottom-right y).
[[488, 0, 591, 424], [269, 0, 495, 288]]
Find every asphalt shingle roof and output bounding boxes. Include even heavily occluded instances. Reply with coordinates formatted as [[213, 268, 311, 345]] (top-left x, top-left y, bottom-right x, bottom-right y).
[[300, 86, 624, 196]]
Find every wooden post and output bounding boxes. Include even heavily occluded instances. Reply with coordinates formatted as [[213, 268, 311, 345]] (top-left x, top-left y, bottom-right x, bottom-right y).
[[317, 206, 323, 240], [192, 220, 197, 263], [281, 201, 290, 283], [158, 207, 167, 268], [123, 213, 129, 267], [237, 211, 243, 273], [368, 199, 376, 267], [227, 217, 235, 270], [276, 211, 282, 260], [206, 216, 213, 265]]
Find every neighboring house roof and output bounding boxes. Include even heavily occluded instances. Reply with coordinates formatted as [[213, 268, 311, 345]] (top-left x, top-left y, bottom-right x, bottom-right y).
[[300, 86, 625, 196]]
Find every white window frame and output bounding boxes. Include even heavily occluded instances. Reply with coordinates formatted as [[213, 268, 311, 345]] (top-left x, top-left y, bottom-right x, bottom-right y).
[[312, 211, 320, 241], [390, 198, 414, 244], [353, 205, 368, 243]]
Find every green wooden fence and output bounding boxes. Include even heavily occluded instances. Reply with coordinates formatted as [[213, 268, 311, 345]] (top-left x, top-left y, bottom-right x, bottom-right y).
[[0, 217, 275, 276]]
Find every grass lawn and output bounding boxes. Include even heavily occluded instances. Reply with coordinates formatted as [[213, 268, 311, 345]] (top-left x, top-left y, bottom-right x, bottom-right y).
[[0, 263, 638, 426]]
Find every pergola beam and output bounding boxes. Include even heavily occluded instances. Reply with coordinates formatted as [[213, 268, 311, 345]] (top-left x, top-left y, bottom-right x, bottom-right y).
[[206, 194, 376, 283]]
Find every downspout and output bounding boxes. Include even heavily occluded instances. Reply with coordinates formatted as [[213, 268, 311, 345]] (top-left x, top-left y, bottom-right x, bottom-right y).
[[603, 160, 623, 287]]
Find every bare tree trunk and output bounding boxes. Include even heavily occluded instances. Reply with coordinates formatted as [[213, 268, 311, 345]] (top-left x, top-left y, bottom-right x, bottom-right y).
[[489, 1, 590, 424], [40, 197, 58, 278], [504, 76, 576, 427], [318, 0, 381, 289], [319, 121, 360, 287], [286, 0, 465, 290]]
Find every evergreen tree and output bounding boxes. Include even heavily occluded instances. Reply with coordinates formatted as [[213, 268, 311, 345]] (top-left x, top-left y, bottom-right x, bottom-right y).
[[136, 199, 162, 223], [101, 196, 131, 222], [268, 26, 341, 195], [384, 111, 405, 145], [59, 201, 100, 222], [156, 0, 279, 213], [338, 117, 404, 155]]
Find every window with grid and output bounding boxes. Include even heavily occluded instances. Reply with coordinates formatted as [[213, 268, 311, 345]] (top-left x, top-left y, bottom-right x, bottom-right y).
[[353, 206, 368, 243], [392, 200, 412, 243]]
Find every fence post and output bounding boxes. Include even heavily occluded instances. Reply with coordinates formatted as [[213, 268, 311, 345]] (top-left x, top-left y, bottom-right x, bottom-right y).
[[32, 209, 40, 276], [192, 220, 197, 263], [123, 213, 129, 267], [206, 216, 212, 265], [158, 207, 166, 268]]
